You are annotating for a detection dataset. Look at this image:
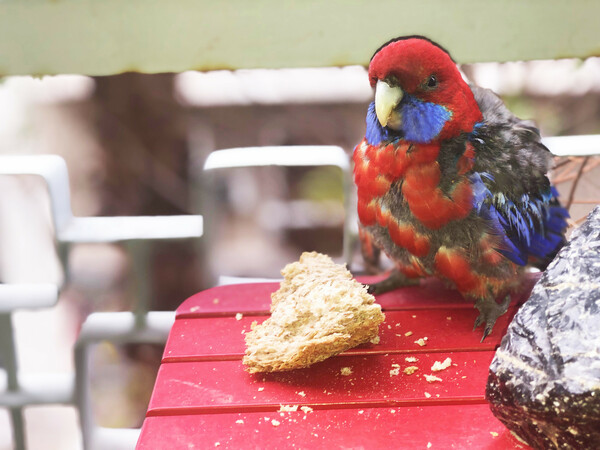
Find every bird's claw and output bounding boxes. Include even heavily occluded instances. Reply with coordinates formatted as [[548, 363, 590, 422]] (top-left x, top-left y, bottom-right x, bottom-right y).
[[474, 295, 511, 342]]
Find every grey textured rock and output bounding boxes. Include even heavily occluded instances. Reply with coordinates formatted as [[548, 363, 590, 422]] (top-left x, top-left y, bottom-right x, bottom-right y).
[[486, 206, 600, 449]]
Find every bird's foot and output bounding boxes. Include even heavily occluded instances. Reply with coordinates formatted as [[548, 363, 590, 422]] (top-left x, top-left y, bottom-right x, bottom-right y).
[[366, 270, 419, 295], [473, 295, 511, 342]]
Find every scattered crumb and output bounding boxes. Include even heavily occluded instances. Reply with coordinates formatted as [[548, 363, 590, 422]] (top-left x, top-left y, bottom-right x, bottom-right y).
[[446, 316, 452, 320], [425, 374, 443, 383], [389, 368, 400, 376], [404, 331, 413, 337], [235, 313, 243, 320], [370, 335, 381, 345], [431, 357, 452, 372], [358, 410, 364, 414], [258, 387, 265, 392], [404, 366, 419, 375], [390, 409, 396, 413], [250, 321, 258, 330], [340, 367, 353, 376], [490, 431, 499, 437], [214, 443, 220, 447], [190, 306, 200, 312], [271, 419, 281, 427], [212, 298, 220, 304], [414, 338, 427, 346], [461, 376, 467, 379], [297, 391, 306, 397], [395, 323, 401, 327], [405, 356, 418, 363], [436, 394, 440, 398], [424, 392, 432, 398], [279, 405, 299, 412], [412, 315, 417, 318], [236, 419, 244, 424], [300, 406, 313, 414], [427, 443, 432, 448], [391, 363, 401, 368], [387, 325, 392, 329]]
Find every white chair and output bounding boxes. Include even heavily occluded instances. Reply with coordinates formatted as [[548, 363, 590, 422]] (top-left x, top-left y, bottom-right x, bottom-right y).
[[200, 145, 355, 285], [0, 154, 203, 449]]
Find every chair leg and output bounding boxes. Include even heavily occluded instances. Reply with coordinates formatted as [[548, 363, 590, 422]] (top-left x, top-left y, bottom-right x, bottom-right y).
[[0, 314, 26, 450], [9, 407, 25, 450]]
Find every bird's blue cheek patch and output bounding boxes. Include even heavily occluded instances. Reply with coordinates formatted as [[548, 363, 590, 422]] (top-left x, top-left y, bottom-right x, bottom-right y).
[[365, 102, 390, 145], [401, 97, 452, 143]]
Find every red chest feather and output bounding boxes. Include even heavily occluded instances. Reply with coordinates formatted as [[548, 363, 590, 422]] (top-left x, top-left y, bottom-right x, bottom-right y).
[[353, 139, 473, 230]]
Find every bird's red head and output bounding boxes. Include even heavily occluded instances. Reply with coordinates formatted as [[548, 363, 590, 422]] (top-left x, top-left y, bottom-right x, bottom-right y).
[[368, 36, 482, 142]]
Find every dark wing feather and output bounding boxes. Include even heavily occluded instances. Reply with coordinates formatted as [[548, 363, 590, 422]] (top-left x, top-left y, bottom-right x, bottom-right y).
[[468, 86, 568, 267]]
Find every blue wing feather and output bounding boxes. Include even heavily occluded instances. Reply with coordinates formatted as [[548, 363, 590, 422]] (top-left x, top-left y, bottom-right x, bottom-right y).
[[469, 172, 568, 266]]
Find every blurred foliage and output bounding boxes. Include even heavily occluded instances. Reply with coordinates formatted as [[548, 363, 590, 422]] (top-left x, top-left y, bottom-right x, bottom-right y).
[[295, 166, 345, 202]]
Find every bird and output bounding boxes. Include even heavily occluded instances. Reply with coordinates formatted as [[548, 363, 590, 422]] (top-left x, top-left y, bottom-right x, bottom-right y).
[[353, 35, 569, 340]]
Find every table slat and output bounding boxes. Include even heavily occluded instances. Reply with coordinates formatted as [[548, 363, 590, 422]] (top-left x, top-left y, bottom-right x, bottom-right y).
[[138, 404, 527, 449], [148, 351, 495, 416], [163, 306, 518, 363], [176, 274, 538, 318]]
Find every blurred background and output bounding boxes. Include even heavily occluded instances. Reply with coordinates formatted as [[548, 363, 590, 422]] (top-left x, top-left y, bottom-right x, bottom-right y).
[[1, 58, 599, 448]]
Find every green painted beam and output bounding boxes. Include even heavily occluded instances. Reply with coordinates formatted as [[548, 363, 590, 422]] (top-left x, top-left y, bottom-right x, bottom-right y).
[[1, 0, 599, 77]]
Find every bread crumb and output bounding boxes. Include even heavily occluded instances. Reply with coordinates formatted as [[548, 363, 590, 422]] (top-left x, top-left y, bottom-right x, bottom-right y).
[[358, 410, 364, 414], [370, 335, 381, 345], [387, 325, 391, 329], [236, 313, 243, 320], [425, 374, 442, 383], [389, 368, 400, 376], [431, 357, 452, 372], [340, 367, 353, 376], [490, 431, 499, 437], [213, 298, 220, 304], [404, 366, 418, 375], [405, 356, 417, 362], [258, 387, 264, 392], [214, 443, 220, 447], [424, 392, 432, 398], [279, 404, 299, 412], [446, 316, 452, 320], [412, 315, 417, 318], [190, 306, 200, 312], [300, 406, 313, 414], [390, 409, 396, 413], [404, 331, 413, 337], [427, 443, 432, 448], [297, 391, 306, 397], [236, 419, 244, 424], [414, 337, 427, 346], [271, 419, 280, 427]]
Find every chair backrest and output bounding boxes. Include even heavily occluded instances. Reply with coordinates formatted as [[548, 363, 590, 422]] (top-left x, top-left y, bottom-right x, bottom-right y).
[[200, 145, 355, 283], [0, 155, 74, 234]]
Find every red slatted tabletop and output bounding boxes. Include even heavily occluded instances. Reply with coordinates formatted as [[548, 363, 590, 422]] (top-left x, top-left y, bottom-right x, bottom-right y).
[[137, 275, 538, 449]]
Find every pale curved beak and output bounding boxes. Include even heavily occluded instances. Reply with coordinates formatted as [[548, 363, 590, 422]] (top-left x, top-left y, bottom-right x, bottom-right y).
[[375, 80, 404, 129]]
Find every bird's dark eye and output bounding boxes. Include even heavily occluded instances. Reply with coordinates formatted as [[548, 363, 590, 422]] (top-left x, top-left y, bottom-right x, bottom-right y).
[[426, 75, 438, 88]]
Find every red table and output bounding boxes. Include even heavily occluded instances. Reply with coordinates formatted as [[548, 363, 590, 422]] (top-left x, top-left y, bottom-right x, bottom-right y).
[[137, 275, 538, 449]]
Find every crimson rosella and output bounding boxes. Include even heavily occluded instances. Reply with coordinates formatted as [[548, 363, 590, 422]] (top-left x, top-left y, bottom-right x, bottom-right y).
[[353, 36, 568, 340]]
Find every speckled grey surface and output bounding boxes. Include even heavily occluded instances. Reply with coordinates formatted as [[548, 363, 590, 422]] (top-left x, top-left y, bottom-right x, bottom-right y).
[[486, 206, 600, 449]]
